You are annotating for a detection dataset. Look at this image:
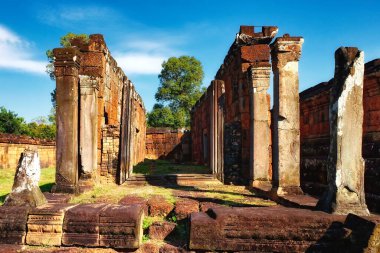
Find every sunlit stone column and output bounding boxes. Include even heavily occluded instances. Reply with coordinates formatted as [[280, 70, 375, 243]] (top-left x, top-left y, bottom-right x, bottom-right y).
[[271, 35, 304, 196], [78, 75, 99, 191], [249, 63, 271, 187], [317, 47, 369, 216], [53, 48, 81, 193]]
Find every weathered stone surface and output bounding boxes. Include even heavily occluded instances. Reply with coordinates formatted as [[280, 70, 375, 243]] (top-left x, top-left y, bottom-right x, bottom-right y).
[[0, 206, 29, 244], [0, 133, 55, 169], [148, 221, 176, 240], [135, 242, 160, 253], [190, 206, 349, 252], [199, 202, 223, 212], [26, 203, 75, 246], [4, 149, 47, 207], [159, 244, 188, 253], [99, 204, 143, 249], [317, 47, 370, 216], [271, 35, 304, 196], [147, 196, 174, 217], [174, 198, 199, 220], [53, 47, 81, 194], [118, 195, 148, 215], [61, 203, 143, 249], [62, 203, 108, 246], [249, 63, 271, 186]]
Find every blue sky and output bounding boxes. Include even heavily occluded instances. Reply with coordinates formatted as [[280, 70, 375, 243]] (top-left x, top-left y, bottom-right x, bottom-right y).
[[0, 0, 379, 121]]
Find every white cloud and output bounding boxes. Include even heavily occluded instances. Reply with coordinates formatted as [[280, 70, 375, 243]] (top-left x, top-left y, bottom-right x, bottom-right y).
[[115, 53, 166, 75], [0, 25, 45, 74], [114, 35, 185, 75]]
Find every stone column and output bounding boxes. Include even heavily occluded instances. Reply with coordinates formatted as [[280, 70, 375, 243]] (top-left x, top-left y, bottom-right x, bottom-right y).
[[271, 35, 304, 196], [249, 63, 271, 188], [78, 75, 99, 191], [53, 48, 81, 193], [317, 47, 369, 216]]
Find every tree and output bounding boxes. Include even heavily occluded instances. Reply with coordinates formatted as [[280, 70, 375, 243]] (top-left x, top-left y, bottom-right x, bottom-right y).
[[153, 56, 204, 127], [0, 107, 29, 135]]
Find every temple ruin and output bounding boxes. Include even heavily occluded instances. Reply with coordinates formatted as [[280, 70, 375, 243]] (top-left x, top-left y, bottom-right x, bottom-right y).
[[1, 25, 380, 251], [53, 35, 146, 193]]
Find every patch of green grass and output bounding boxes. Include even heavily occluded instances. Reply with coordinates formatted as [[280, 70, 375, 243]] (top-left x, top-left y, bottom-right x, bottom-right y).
[[0, 167, 55, 205], [133, 159, 210, 175], [70, 184, 176, 205]]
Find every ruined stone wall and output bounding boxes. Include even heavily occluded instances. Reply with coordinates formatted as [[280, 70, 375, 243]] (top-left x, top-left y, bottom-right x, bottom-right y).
[[0, 134, 55, 169], [146, 128, 189, 161], [54, 35, 146, 191], [300, 59, 380, 212], [191, 89, 212, 166], [191, 26, 274, 184]]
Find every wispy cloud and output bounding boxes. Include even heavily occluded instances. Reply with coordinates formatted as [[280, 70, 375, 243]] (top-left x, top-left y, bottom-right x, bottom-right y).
[[37, 5, 118, 28], [0, 25, 45, 74], [114, 35, 186, 75]]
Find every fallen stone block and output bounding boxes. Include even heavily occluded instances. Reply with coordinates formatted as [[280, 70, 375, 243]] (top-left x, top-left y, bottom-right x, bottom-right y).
[[99, 204, 143, 249], [148, 195, 174, 217], [62, 203, 109, 247], [148, 221, 176, 240], [118, 195, 148, 215], [26, 203, 75, 246], [190, 206, 349, 252], [174, 198, 199, 220], [0, 206, 30, 244]]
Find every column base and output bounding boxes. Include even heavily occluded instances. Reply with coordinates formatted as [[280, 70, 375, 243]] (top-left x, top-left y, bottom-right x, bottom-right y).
[[78, 179, 95, 193], [273, 186, 304, 196], [251, 180, 272, 192], [51, 184, 78, 194]]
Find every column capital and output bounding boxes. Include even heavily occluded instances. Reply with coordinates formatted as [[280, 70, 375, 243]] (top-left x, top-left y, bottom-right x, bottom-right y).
[[270, 35, 304, 70], [248, 63, 271, 90], [53, 47, 81, 77]]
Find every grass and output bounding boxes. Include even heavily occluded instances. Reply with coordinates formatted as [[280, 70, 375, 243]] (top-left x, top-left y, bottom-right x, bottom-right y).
[[70, 184, 176, 204], [0, 167, 55, 205], [133, 159, 210, 175]]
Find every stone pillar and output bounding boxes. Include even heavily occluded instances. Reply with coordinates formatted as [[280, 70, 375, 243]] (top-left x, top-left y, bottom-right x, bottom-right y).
[[53, 48, 81, 193], [271, 35, 304, 196], [210, 80, 225, 181], [78, 75, 99, 191], [249, 63, 271, 188], [317, 47, 369, 216]]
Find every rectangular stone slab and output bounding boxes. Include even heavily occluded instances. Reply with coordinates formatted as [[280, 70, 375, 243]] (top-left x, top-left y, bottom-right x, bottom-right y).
[[26, 203, 75, 246], [190, 206, 348, 252], [62, 203, 109, 246], [99, 204, 143, 249], [0, 206, 29, 244]]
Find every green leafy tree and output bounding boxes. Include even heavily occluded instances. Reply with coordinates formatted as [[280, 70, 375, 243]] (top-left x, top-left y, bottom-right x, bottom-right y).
[[147, 104, 188, 128], [153, 56, 204, 127], [0, 107, 29, 135]]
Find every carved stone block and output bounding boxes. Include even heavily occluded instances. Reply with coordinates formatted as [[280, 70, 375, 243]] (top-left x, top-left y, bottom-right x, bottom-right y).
[[26, 203, 75, 246], [0, 206, 29, 244]]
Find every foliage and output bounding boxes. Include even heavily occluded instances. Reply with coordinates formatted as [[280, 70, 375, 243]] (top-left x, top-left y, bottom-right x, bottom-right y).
[[0, 106, 56, 139], [146, 103, 187, 128], [46, 33, 89, 81], [151, 56, 205, 127], [0, 106, 29, 135]]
